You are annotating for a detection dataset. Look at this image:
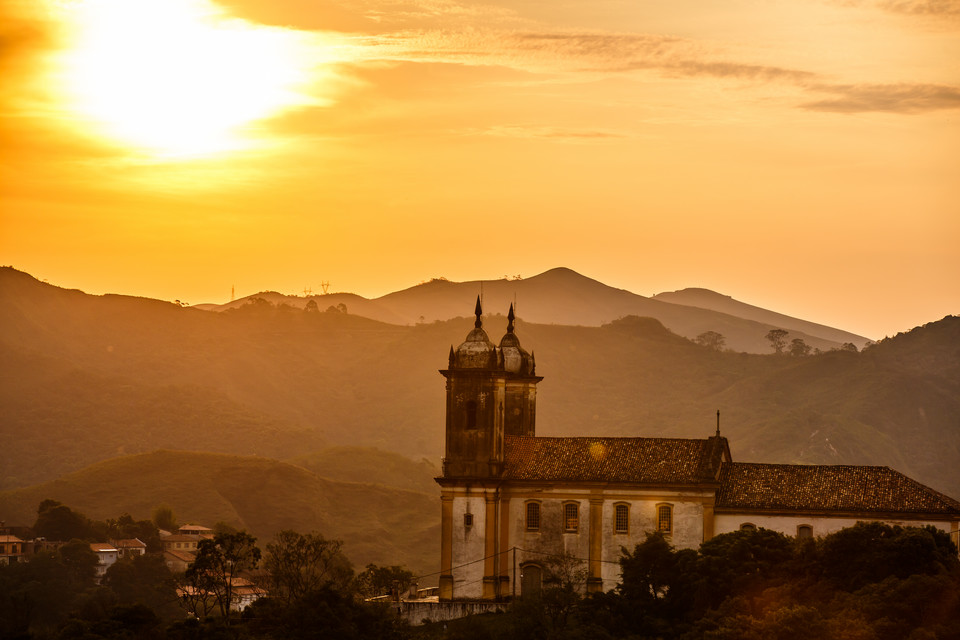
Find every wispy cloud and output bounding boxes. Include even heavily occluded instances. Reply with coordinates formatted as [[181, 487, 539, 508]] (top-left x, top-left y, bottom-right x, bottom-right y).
[[352, 28, 960, 115], [874, 0, 960, 17], [803, 83, 960, 113], [832, 0, 960, 20]]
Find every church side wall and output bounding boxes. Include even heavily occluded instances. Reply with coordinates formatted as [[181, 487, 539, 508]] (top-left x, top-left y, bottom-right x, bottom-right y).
[[503, 487, 711, 594], [714, 513, 957, 538], [450, 495, 488, 599]]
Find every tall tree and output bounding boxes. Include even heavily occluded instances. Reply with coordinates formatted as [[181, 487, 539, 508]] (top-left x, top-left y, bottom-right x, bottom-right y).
[[33, 500, 91, 541], [185, 531, 261, 624], [264, 530, 353, 604], [765, 328, 789, 354], [789, 338, 812, 357], [695, 331, 727, 351]]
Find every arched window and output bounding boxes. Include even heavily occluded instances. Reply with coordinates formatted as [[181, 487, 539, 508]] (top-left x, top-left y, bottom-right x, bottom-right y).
[[656, 504, 672, 534], [525, 502, 541, 532], [564, 502, 579, 533], [614, 503, 629, 534], [797, 524, 813, 539], [740, 523, 757, 531]]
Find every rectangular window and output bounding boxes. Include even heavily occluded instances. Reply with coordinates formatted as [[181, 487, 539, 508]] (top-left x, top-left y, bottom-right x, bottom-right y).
[[797, 525, 813, 539], [526, 502, 540, 531], [464, 513, 473, 527], [657, 505, 672, 533], [615, 504, 629, 534], [564, 503, 579, 532]]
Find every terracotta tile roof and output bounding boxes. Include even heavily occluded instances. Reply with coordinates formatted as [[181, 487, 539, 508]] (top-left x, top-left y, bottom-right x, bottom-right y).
[[90, 543, 118, 552], [0, 535, 24, 543], [163, 534, 200, 542], [503, 435, 723, 484], [112, 538, 146, 548], [178, 525, 213, 533], [717, 463, 960, 516], [164, 549, 197, 562]]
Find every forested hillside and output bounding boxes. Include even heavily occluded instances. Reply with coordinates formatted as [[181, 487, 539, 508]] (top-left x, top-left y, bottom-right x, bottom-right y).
[[2, 267, 957, 500], [0, 450, 439, 574]]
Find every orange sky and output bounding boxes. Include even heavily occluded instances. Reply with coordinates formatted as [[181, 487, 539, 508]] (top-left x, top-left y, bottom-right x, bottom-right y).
[[2, 0, 958, 339]]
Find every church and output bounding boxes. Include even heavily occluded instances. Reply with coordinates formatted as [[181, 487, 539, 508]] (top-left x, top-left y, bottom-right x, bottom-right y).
[[435, 300, 960, 600]]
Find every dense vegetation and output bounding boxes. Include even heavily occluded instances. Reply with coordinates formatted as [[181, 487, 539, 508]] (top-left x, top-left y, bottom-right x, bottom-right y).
[[4, 512, 957, 639]]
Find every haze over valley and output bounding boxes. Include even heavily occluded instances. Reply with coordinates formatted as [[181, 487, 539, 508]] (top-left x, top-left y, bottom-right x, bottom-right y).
[[2, 265, 957, 574]]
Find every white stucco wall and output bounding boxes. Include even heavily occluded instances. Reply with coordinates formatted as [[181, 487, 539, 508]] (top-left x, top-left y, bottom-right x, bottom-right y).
[[450, 495, 489, 599]]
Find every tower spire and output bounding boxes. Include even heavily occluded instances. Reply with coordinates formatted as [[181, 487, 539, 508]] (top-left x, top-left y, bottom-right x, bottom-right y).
[[474, 295, 483, 328], [716, 409, 721, 437], [506, 304, 515, 334]]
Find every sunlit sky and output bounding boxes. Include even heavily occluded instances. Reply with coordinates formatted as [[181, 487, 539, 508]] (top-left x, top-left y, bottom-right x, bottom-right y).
[[2, 0, 958, 339]]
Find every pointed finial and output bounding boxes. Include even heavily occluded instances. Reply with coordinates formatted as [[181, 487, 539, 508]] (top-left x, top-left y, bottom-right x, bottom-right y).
[[506, 304, 515, 334], [474, 295, 482, 328], [716, 409, 721, 437], [449, 345, 456, 368]]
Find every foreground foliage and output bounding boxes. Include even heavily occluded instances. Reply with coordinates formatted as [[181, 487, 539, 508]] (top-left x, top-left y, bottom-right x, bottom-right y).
[[3, 521, 958, 639]]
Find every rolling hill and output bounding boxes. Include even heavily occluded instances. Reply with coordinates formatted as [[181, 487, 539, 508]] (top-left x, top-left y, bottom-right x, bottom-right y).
[[1, 266, 957, 506], [0, 450, 440, 576], [194, 267, 870, 353]]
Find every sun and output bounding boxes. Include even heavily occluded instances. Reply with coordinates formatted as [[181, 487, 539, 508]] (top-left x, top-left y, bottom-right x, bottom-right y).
[[55, 0, 320, 158]]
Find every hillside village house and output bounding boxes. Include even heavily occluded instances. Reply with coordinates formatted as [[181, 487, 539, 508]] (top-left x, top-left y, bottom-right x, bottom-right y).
[[112, 537, 147, 558], [90, 542, 118, 581], [0, 534, 25, 565], [161, 523, 214, 572], [436, 301, 960, 600]]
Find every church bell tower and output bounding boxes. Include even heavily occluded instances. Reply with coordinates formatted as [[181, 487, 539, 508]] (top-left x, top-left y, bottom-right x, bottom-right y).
[[440, 298, 542, 479]]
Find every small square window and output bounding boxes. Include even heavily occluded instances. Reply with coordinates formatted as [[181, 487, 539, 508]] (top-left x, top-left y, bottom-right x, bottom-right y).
[[564, 503, 579, 532]]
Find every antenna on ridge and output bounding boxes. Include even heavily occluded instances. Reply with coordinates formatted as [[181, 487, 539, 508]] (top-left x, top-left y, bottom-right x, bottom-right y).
[[716, 410, 721, 437], [231, 285, 235, 302], [320, 281, 330, 294]]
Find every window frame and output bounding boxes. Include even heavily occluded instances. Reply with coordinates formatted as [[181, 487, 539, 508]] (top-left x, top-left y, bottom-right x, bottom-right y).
[[463, 512, 473, 528], [525, 501, 541, 532], [563, 502, 579, 533], [740, 522, 757, 532], [655, 503, 673, 535], [797, 524, 813, 539], [614, 503, 630, 534]]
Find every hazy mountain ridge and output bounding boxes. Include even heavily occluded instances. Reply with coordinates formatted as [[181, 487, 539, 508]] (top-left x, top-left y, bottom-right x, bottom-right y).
[[0, 450, 439, 575], [193, 267, 870, 353], [651, 287, 868, 347], [1, 267, 957, 504]]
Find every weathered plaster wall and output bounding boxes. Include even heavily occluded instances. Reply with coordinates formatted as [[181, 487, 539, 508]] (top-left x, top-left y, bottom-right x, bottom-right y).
[[451, 494, 488, 599]]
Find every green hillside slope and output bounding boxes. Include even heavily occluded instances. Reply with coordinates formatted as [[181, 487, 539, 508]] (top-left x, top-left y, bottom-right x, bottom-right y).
[[1, 267, 957, 501], [0, 450, 439, 575], [289, 447, 440, 495]]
